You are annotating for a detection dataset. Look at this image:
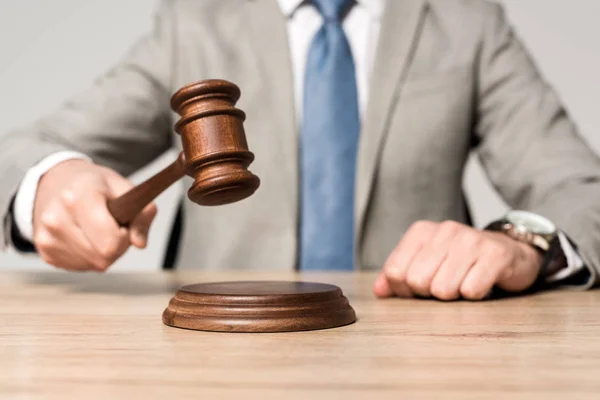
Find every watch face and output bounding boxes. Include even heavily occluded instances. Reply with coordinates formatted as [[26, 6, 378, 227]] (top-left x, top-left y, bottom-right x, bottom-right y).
[[506, 211, 556, 235]]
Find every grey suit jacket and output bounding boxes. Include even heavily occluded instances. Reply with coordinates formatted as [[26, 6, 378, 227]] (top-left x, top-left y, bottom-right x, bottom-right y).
[[2, 0, 600, 287]]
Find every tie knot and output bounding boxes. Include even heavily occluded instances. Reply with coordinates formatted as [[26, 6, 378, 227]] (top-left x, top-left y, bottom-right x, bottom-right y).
[[312, 0, 353, 22]]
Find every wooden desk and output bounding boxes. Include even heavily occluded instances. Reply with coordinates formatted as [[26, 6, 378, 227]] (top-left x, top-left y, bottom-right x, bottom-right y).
[[1, 271, 599, 399]]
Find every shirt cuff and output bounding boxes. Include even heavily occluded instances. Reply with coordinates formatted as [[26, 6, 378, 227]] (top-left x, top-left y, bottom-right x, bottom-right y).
[[13, 151, 91, 242], [544, 231, 586, 283]]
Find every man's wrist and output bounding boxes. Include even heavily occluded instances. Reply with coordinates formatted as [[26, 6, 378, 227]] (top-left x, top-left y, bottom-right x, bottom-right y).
[[13, 151, 91, 243], [485, 211, 586, 285], [523, 241, 544, 273], [501, 232, 544, 279], [481, 230, 543, 292]]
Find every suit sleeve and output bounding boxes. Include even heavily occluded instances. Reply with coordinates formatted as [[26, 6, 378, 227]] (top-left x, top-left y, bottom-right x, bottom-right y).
[[0, 0, 175, 249], [474, 3, 600, 288]]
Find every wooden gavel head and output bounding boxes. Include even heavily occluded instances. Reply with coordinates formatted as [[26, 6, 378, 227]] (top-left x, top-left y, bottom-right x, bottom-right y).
[[106, 79, 260, 226], [170, 79, 260, 206]]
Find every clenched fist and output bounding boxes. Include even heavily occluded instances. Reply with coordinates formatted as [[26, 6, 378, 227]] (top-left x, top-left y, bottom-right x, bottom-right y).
[[374, 220, 543, 300], [33, 159, 157, 272]]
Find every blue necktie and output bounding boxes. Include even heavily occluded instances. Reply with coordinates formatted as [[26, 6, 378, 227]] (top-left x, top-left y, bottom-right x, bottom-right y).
[[299, 0, 359, 270]]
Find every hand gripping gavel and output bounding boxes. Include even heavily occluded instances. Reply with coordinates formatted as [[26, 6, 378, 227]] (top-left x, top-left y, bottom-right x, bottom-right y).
[[107, 79, 260, 226]]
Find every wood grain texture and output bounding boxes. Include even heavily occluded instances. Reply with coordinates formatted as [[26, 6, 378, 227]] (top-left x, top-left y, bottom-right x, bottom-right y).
[[106, 79, 260, 225], [162, 281, 356, 332], [1, 271, 599, 400], [172, 79, 260, 206]]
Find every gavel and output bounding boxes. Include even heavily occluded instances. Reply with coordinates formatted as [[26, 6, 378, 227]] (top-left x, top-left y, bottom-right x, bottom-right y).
[[106, 81, 357, 333], [107, 79, 260, 226]]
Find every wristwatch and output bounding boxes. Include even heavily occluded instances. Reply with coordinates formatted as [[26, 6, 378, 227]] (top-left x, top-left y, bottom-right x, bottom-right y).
[[485, 210, 556, 252], [485, 210, 567, 279]]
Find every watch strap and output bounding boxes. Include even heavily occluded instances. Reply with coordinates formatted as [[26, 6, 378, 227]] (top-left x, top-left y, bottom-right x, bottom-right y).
[[539, 235, 568, 281], [486, 217, 569, 288], [484, 219, 552, 253]]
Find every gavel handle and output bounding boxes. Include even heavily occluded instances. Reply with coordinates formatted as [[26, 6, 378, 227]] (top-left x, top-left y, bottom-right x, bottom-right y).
[[107, 153, 187, 226]]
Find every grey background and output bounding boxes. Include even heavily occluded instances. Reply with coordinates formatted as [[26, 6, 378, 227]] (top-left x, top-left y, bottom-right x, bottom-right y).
[[0, 0, 598, 272]]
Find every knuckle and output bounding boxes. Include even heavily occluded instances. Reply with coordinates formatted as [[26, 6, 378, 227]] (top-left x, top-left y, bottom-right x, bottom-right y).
[[459, 231, 483, 249], [408, 220, 435, 235], [431, 283, 459, 301], [460, 284, 486, 301], [406, 273, 429, 293], [96, 239, 123, 260], [91, 207, 110, 225], [384, 263, 406, 282], [103, 169, 134, 190], [39, 212, 61, 232], [97, 165, 114, 177], [60, 189, 78, 208], [34, 230, 55, 253], [93, 257, 113, 271], [103, 166, 127, 180], [440, 220, 461, 234]]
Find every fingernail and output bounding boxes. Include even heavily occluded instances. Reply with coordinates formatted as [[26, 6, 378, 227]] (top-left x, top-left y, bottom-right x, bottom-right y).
[[138, 234, 148, 248], [133, 230, 147, 248], [374, 274, 392, 297]]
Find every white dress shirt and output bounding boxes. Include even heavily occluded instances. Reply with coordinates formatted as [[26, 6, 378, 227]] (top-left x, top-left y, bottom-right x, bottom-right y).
[[281, 0, 383, 121], [12, 0, 585, 280]]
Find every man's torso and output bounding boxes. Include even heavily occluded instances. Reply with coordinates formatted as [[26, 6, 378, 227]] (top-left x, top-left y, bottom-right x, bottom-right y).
[[166, 0, 490, 270]]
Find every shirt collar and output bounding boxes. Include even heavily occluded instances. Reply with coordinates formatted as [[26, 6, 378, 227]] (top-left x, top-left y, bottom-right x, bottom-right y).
[[277, 0, 304, 17], [277, 0, 385, 19]]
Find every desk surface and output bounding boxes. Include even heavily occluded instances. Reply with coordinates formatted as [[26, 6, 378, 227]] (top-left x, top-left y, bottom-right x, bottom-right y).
[[1, 271, 599, 399]]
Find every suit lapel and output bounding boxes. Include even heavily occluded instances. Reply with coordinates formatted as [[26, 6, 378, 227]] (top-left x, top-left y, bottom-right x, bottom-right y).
[[355, 0, 427, 244], [247, 0, 298, 212], [245, 0, 427, 261]]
